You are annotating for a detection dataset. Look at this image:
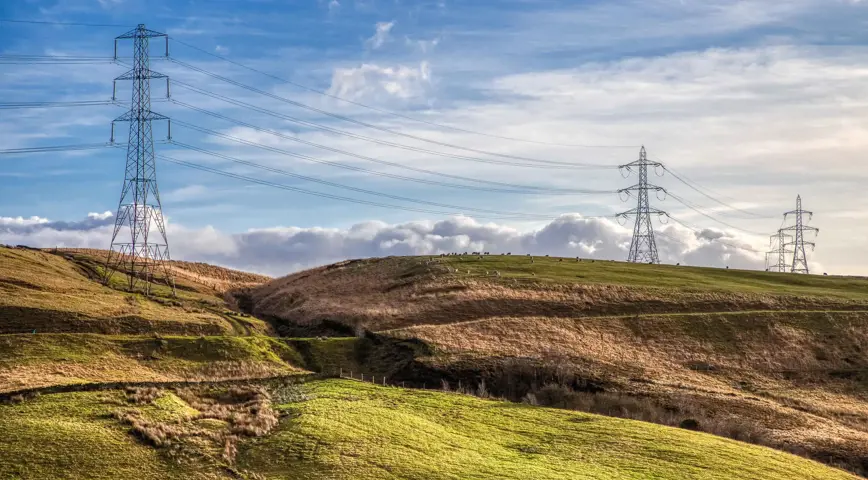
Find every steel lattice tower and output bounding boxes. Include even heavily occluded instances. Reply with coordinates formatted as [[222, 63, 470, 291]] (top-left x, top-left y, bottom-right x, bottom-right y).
[[104, 24, 175, 295], [781, 195, 818, 274], [617, 146, 668, 264], [766, 229, 792, 272]]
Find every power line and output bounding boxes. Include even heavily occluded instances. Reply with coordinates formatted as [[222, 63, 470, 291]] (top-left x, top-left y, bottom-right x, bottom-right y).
[[169, 100, 614, 195], [169, 80, 605, 170], [662, 164, 774, 219], [167, 140, 589, 219], [169, 36, 637, 149], [156, 153, 608, 221], [0, 100, 118, 109], [0, 143, 120, 154], [666, 192, 768, 236], [663, 216, 765, 254], [168, 58, 618, 169], [0, 18, 133, 28]]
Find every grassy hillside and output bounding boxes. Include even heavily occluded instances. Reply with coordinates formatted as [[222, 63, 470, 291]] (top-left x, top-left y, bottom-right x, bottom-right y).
[[243, 255, 868, 475], [3, 248, 866, 477], [0, 380, 856, 480], [0, 334, 312, 392], [0, 246, 271, 335], [244, 256, 868, 332]]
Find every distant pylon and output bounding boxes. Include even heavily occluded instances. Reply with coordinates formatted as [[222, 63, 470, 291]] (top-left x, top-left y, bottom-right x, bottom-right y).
[[104, 24, 175, 295], [780, 195, 818, 274], [617, 146, 668, 264], [766, 229, 792, 272]]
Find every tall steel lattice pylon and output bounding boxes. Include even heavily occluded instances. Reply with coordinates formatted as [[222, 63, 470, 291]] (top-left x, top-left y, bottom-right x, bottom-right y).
[[104, 24, 175, 295], [780, 195, 818, 274], [617, 146, 668, 264], [765, 229, 792, 272]]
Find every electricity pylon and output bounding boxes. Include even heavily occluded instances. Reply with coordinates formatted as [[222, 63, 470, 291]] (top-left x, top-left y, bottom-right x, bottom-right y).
[[766, 229, 792, 272], [617, 146, 668, 264], [104, 24, 175, 295], [781, 195, 818, 274]]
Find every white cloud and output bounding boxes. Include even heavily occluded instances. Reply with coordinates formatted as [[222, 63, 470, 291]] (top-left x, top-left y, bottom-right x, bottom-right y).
[[215, 45, 229, 54], [0, 211, 774, 277], [327, 61, 432, 102], [328, 0, 340, 12], [365, 21, 395, 50], [0, 216, 50, 227]]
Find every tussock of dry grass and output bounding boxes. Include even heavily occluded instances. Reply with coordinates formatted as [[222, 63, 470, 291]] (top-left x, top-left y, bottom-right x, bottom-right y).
[[114, 385, 282, 465]]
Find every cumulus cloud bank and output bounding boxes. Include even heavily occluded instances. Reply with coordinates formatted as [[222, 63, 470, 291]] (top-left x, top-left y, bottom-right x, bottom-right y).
[[0, 212, 769, 277]]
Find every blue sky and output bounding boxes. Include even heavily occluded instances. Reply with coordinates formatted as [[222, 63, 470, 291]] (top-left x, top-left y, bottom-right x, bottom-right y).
[[1, 0, 867, 275]]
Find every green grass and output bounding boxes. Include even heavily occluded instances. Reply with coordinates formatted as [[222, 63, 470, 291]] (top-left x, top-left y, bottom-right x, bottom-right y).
[[1, 381, 855, 479], [437, 255, 868, 300], [0, 391, 216, 479], [0, 334, 314, 392], [237, 379, 855, 480]]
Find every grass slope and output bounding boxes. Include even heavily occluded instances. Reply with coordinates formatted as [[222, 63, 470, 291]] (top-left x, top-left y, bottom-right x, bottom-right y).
[[0, 334, 366, 392], [0, 246, 270, 335], [0, 380, 855, 480], [244, 255, 868, 474], [246, 256, 868, 333], [443, 255, 868, 299], [0, 390, 221, 480], [242, 380, 855, 479]]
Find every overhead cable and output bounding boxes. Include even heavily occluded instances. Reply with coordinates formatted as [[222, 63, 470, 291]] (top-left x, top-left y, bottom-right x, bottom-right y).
[[169, 36, 637, 149], [169, 100, 614, 195], [168, 140, 597, 218], [156, 153, 611, 221], [168, 59, 618, 169], [170, 81, 607, 170]]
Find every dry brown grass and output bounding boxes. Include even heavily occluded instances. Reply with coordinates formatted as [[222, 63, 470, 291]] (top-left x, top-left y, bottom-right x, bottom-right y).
[[114, 385, 282, 466], [245, 257, 868, 332], [0, 246, 272, 335], [51, 248, 270, 294], [397, 313, 868, 476]]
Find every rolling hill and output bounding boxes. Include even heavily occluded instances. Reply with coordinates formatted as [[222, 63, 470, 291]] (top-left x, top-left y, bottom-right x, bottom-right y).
[[1, 246, 864, 478], [240, 255, 868, 475]]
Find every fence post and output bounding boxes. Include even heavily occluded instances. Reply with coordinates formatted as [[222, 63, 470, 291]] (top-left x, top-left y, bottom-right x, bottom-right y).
[[361, 373, 364, 382], [382, 376, 386, 386], [339, 367, 342, 378]]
